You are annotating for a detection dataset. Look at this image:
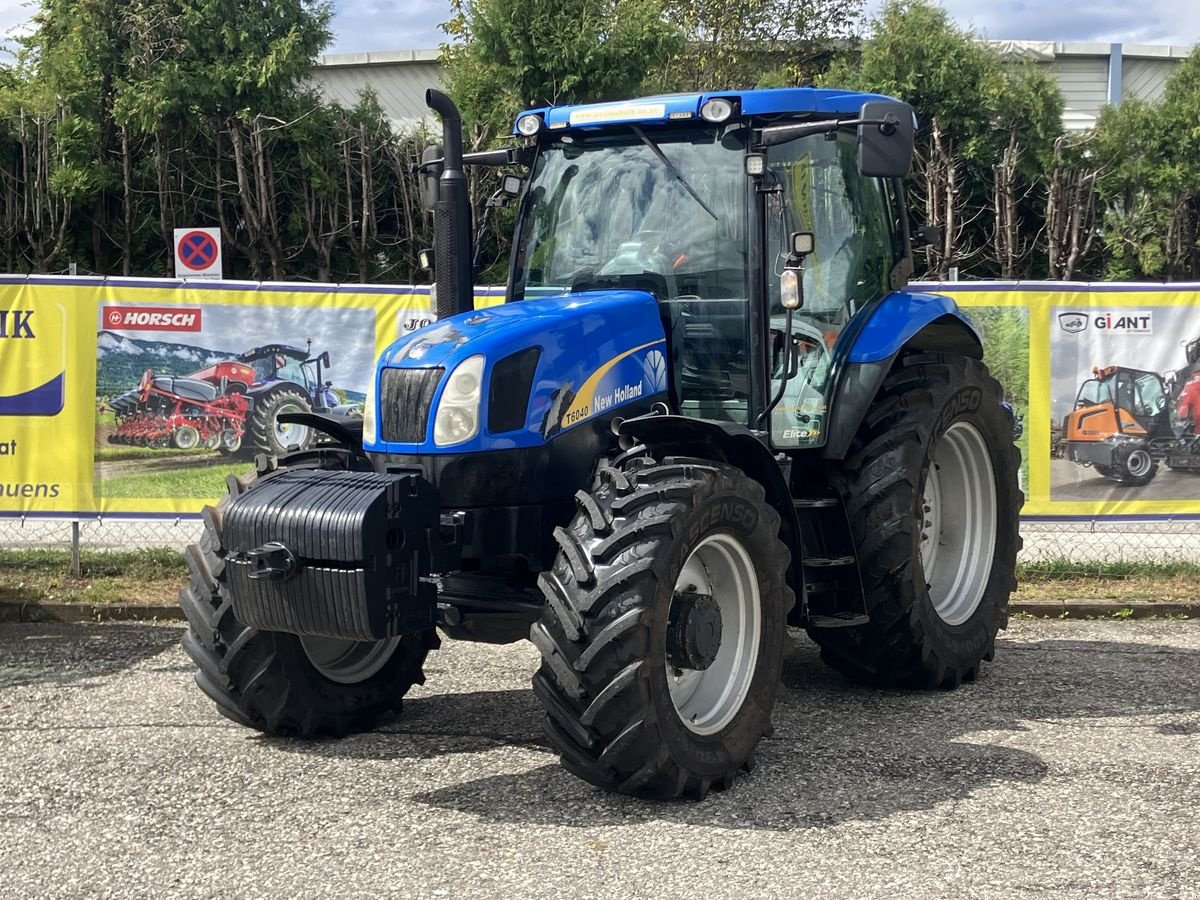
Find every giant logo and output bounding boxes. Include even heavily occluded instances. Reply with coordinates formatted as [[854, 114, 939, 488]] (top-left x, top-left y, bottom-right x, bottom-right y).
[[1057, 312, 1087, 334], [1057, 310, 1153, 335], [0, 304, 64, 416]]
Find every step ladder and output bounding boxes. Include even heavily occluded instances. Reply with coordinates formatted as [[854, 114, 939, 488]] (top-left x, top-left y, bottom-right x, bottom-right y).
[[792, 495, 869, 628]]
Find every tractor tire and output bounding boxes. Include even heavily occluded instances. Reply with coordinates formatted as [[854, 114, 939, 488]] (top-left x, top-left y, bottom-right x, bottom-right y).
[[1110, 443, 1157, 485], [808, 353, 1021, 689], [178, 454, 438, 737], [531, 454, 793, 800], [245, 385, 314, 456]]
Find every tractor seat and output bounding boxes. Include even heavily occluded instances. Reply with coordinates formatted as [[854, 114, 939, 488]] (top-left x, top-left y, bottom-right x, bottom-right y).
[[153, 375, 219, 403]]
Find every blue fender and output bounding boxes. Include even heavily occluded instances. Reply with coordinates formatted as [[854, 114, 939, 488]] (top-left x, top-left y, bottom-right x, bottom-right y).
[[846, 291, 980, 363], [823, 291, 983, 459]]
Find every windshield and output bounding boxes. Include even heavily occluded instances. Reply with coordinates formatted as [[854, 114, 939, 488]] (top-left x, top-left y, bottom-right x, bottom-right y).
[[513, 126, 747, 301]]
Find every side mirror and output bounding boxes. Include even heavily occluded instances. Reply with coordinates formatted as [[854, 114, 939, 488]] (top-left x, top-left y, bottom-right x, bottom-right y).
[[320, 351, 331, 368], [914, 224, 941, 248], [420, 144, 444, 211], [857, 100, 915, 178]]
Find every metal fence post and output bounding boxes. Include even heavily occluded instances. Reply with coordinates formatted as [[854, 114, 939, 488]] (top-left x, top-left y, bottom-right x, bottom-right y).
[[71, 520, 81, 578]]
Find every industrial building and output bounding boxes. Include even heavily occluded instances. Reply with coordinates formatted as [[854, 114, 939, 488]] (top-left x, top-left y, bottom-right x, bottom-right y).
[[308, 41, 1191, 132]]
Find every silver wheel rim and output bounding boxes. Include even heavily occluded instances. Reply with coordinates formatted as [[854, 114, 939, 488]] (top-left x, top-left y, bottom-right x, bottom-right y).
[[174, 426, 199, 449], [920, 421, 997, 626], [667, 533, 761, 735], [273, 401, 310, 446], [299, 635, 401, 685], [1126, 449, 1153, 478]]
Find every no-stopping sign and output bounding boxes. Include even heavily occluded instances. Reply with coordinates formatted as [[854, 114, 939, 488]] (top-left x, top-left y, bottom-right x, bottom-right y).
[[173, 227, 223, 279]]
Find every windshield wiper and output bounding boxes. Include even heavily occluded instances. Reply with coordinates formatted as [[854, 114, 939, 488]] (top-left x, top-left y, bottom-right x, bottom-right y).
[[630, 125, 718, 221]]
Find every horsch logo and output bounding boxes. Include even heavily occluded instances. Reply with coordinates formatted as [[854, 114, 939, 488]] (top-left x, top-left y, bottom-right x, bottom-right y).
[[1058, 310, 1153, 335], [102, 305, 202, 332]]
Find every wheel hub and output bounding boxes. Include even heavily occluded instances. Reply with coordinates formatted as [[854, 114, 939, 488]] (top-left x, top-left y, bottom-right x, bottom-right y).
[[666, 591, 723, 671]]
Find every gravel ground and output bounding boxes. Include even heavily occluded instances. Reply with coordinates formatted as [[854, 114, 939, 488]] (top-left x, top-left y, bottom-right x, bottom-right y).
[[1, 618, 1198, 899]]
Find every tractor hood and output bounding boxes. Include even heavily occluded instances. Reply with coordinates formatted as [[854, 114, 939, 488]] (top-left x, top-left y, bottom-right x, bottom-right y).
[[365, 290, 668, 454]]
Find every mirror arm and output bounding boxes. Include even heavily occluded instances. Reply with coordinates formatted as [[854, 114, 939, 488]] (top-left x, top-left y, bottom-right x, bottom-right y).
[[412, 146, 531, 174]]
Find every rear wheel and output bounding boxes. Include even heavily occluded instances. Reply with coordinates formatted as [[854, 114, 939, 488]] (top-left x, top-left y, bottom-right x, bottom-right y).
[[807, 353, 1020, 688], [531, 455, 793, 800], [246, 385, 314, 456], [178, 455, 437, 736]]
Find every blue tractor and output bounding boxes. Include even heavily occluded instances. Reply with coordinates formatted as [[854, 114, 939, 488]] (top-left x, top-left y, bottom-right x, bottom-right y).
[[180, 88, 1020, 799]]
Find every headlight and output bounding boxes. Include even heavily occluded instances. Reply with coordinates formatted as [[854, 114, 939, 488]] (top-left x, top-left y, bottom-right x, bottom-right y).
[[362, 371, 378, 446], [434, 355, 485, 446]]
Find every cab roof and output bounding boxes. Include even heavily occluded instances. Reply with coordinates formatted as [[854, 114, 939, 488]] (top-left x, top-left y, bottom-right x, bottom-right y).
[[512, 87, 903, 135]]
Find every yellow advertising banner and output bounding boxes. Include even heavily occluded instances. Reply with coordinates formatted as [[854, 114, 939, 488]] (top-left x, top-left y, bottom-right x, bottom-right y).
[[0, 276, 503, 518], [3, 277, 1198, 521], [935, 281, 1200, 519]]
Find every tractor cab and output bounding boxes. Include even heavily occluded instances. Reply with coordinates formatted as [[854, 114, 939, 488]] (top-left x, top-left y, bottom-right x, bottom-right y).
[[239, 343, 336, 409], [498, 90, 915, 450], [1068, 365, 1171, 439]]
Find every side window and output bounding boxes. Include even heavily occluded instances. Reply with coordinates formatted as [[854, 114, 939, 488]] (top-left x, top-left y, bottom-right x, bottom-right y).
[[766, 132, 895, 450], [767, 132, 894, 317], [1076, 379, 1104, 407]]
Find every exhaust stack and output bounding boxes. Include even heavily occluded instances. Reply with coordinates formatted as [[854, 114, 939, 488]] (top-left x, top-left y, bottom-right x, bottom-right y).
[[425, 89, 474, 320]]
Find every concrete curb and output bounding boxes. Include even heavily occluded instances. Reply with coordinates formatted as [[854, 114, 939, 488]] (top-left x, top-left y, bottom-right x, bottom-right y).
[[0, 602, 185, 624], [1, 599, 1195, 624], [1011, 600, 1197, 619]]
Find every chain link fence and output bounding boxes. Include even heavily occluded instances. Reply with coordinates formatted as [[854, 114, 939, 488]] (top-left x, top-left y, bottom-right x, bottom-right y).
[[3, 514, 1199, 571]]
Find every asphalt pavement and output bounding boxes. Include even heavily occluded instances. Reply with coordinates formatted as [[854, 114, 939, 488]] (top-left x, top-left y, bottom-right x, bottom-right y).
[[1, 619, 1198, 899]]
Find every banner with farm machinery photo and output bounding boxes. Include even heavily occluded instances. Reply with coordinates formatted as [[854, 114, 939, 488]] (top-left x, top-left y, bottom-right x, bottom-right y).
[[934, 281, 1200, 518], [1, 275, 1198, 519], [0, 276, 505, 517]]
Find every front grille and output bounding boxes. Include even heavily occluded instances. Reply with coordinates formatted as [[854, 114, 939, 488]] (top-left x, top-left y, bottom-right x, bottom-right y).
[[380, 367, 443, 443]]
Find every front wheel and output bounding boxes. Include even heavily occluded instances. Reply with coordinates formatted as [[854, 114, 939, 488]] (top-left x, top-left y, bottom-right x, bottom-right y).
[[808, 353, 1021, 688], [178, 455, 438, 736], [531, 455, 793, 800], [1110, 443, 1158, 485]]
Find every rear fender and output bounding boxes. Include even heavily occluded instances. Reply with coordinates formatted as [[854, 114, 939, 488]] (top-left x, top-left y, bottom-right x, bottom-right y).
[[823, 294, 983, 460], [616, 414, 801, 585]]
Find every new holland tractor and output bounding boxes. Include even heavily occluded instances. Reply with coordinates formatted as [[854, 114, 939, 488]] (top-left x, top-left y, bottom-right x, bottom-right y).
[[179, 88, 1020, 800]]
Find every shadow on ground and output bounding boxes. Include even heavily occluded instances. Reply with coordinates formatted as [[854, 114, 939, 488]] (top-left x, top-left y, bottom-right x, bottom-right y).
[[279, 628, 1200, 832], [0, 622, 182, 689]]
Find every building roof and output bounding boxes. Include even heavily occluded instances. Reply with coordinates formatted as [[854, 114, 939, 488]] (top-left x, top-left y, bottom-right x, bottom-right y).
[[310, 42, 1193, 134]]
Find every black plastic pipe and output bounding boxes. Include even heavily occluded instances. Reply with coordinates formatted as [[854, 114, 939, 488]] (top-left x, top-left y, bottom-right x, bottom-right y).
[[425, 89, 474, 320]]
